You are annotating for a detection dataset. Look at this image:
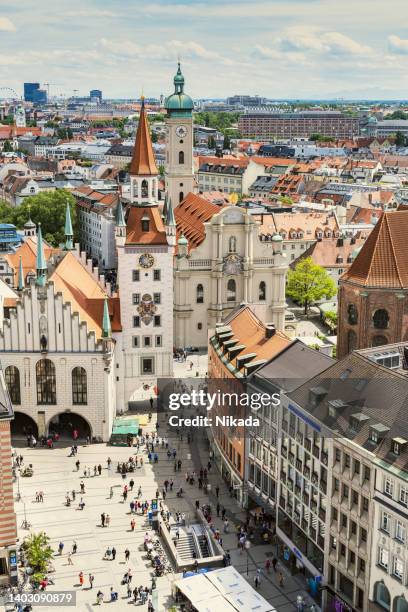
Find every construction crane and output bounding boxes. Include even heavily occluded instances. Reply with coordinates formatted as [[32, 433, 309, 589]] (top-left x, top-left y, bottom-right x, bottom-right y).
[[43, 83, 60, 99]]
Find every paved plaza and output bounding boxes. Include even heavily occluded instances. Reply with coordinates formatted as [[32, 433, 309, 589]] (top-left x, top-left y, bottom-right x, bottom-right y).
[[9, 357, 318, 611]]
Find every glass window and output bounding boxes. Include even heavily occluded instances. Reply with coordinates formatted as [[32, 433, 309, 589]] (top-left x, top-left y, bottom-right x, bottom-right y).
[[259, 281, 266, 301], [229, 236, 236, 253], [373, 309, 389, 329], [155, 336, 162, 347], [132, 336, 139, 347], [72, 367, 87, 405], [5, 365, 20, 404], [143, 336, 151, 347], [36, 359, 56, 405], [133, 316, 140, 327], [395, 520, 406, 543], [153, 293, 161, 304], [400, 485, 408, 506], [374, 582, 390, 610], [381, 511, 391, 532], [132, 270, 140, 282], [196, 284, 204, 304], [378, 548, 389, 569], [384, 477, 394, 497], [227, 279, 236, 302], [132, 293, 140, 304], [142, 358, 153, 374], [154, 315, 161, 327], [393, 557, 404, 580], [153, 269, 161, 281]]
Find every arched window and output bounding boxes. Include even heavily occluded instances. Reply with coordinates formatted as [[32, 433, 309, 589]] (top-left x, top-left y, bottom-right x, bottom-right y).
[[373, 309, 389, 329], [372, 335, 388, 347], [227, 279, 236, 302], [141, 179, 148, 198], [72, 367, 87, 405], [179, 192, 184, 203], [259, 281, 266, 301], [394, 596, 408, 612], [36, 359, 56, 405], [347, 330, 357, 353], [374, 582, 390, 610], [347, 304, 358, 325], [196, 284, 204, 304], [229, 236, 237, 253], [5, 366, 20, 405], [178, 151, 184, 164]]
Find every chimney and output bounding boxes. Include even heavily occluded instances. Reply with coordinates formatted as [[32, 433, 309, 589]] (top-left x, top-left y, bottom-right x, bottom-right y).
[[265, 323, 276, 339], [368, 193, 372, 204]]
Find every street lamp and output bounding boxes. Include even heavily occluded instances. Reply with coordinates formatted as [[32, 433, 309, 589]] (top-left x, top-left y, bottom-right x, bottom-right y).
[[244, 540, 251, 576]]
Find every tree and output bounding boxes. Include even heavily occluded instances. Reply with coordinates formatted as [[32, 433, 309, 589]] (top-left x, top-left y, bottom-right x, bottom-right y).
[[207, 136, 216, 149], [223, 134, 231, 150], [395, 131, 406, 147], [286, 257, 336, 315], [21, 532, 54, 583], [8, 190, 76, 246], [2, 140, 13, 152]]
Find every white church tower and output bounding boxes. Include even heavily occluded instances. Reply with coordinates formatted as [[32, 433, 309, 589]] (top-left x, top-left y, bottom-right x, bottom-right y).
[[164, 63, 195, 205], [115, 97, 174, 410]]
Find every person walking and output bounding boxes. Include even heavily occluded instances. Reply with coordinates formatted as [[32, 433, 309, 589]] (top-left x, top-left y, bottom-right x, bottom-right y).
[[272, 556, 278, 572], [278, 571, 284, 587], [109, 486, 113, 499], [125, 548, 130, 562], [129, 478, 134, 491], [58, 541, 64, 555], [130, 519, 136, 531], [105, 514, 111, 527], [89, 573, 94, 589], [67, 552, 73, 566], [130, 501, 135, 514], [111, 546, 116, 560], [101, 513, 105, 527], [216, 502, 220, 517], [72, 541, 77, 554], [265, 559, 271, 574], [97, 464, 102, 475], [96, 590, 103, 605], [254, 574, 260, 589], [75, 460, 80, 471], [79, 571, 84, 587], [216, 485, 220, 498]]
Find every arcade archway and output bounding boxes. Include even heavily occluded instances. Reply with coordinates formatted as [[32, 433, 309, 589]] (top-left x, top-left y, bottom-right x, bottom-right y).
[[11, 412, 38, 438], [47, 412, 92, 440]]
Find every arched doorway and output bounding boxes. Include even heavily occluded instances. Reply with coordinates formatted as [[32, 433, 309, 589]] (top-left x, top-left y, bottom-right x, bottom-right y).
[[11, 412, 38, 438], [374, 582, 391, 611], [394, 597, 408, 612], [47, 412, 92, 440]]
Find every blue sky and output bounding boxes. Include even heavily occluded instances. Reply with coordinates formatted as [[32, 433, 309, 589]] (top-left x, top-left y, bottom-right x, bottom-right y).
[[1, 0, 408, 99]]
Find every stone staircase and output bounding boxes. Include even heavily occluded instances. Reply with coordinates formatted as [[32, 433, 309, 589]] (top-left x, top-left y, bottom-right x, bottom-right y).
[[175, 531, 196, 561]]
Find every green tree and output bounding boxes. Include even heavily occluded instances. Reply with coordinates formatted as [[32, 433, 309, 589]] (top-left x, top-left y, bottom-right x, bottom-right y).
[[21, 532, 54, 583], [2, 140, 13, 152], [286, 257, 336, 315], [395, 131, 406, 147], [151, 131, 158, 143], [158, 164, 165, 176], [207, 136, 216, 149], [223, 134, 231, 150], [10, 190, 76, 246]]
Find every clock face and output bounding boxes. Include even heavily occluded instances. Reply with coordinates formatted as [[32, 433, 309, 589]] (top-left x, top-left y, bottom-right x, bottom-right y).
[[176, 125, 188, 138], [139, 253, 154, 268]]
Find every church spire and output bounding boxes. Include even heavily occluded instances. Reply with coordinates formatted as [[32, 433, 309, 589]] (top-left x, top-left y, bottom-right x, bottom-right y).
[[64, 201, 74, 250], [166, 196, 176, 227], [102, 297, 111, 338], [115, 201, 126, 227], [17, 256, 24, 291], [129, 96, 158, 177], [36, 223, 47, 286]]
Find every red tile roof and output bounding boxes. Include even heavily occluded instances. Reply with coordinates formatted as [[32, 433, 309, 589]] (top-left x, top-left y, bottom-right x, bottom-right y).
[[342, 211, 408, 288], [175, 192, 225, 250], [125, 206, 167, 245]]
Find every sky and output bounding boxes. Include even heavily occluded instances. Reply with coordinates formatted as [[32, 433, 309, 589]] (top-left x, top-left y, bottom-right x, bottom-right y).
[[1, 0, 408, 100]]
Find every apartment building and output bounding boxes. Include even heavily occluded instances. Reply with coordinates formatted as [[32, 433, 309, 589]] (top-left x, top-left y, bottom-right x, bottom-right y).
[[239, 112, 360, 140]]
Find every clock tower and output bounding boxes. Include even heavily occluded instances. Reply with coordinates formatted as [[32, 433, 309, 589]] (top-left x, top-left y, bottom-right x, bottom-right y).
[[165, 63, 195, 206], [115, 95, 174, 410]]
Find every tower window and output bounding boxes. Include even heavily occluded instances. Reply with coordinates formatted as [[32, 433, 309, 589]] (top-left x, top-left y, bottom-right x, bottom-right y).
[[259, 281, 266, 301], [141, 179, 148, 198], [141, 219, 149, 232], [179, 192, 184, 203], [229, 236, 237, 253], [196, 284, 204, 304], [227, 279, 236, 302], [179, 151, 184, 164]]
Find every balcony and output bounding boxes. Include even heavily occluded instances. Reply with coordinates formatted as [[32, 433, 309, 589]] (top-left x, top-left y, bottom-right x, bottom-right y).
[[296, 458, 303, 471], [321, 451, 328, 465], [289, 452, 295, 466], [296, 432, 304, 444], [281, 446, 288, 458], [319, 481, 327, 495], [313, 445, 320, 459], [303, 465, 311, 478], [305, 439, 312, 452], [289, 426, 296, 438], [280, 472, 287, 483], [311, 472, 319, 485], [295, 485, 302, 497]]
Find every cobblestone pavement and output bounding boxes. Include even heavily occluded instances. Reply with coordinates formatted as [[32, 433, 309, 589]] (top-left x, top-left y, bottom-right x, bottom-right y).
[[10, 355, 318, 611]]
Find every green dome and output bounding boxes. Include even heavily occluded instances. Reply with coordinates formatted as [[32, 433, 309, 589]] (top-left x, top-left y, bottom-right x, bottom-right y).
[[272, 233, 283, 242], [165, 62, 194, 113], [178, 234, 188, 246]]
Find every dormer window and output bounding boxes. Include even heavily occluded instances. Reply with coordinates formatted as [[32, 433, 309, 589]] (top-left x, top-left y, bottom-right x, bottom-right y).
[[317, 232, 323, 239], [369, 423, 390, 444], [392, 437, 408, 456], [370, 429, 379, 444], [141, 214, 150, 232]]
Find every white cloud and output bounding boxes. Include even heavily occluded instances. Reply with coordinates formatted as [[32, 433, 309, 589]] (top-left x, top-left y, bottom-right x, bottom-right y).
[[0, 16, 16, 31], [278, 26, 372, 56], [63, 10, 118, 18], [388, 34, 408, 55], [99, 38, 222, 62]]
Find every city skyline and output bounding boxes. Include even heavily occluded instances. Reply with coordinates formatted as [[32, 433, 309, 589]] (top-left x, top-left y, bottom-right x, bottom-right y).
[[1, 0, 408, 100]]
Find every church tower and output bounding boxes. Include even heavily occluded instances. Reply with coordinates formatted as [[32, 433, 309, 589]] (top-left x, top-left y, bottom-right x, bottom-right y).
[[115, 93, 174, 410], [165, 63, 194, 206]]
